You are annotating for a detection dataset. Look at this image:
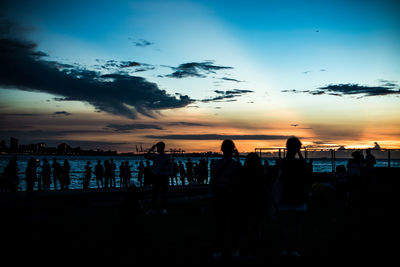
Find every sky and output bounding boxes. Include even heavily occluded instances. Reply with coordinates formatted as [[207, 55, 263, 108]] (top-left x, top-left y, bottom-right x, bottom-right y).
[[1, 0, 399, 152]]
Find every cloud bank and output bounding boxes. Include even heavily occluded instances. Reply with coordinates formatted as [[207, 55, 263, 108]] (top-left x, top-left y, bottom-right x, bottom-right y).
[[282, 82, 400, 97], [0, 27, 192, 119]]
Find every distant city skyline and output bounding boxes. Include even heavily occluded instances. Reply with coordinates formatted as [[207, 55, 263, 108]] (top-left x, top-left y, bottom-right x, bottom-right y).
[[1, 0, 400, 152]]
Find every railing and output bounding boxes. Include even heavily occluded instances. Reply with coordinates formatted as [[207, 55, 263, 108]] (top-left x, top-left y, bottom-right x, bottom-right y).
[[254, 147, 398, 172]]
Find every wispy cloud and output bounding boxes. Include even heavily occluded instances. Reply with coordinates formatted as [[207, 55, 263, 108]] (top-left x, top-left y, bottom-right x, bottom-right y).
[[200, 89, 254, 103], [129, 38, 154, 47], [145, 134, 294, 140], [53, 111, 72, 116], [282, 82, 400, 97], [161, 61, 233, 79], [105, 123, 163, 132]]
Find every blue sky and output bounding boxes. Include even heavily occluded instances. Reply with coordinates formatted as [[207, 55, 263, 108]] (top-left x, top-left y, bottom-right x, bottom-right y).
[[1, 0, 400, 151]]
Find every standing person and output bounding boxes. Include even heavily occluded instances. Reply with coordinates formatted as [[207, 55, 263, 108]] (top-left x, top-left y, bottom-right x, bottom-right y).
[[186, 158, 194, 186], [179, 161, 186, 186], [137, 161, 145, 187], [41, 158, 52, 191], [119, 162, 126, 188], [239, 152, 266, 260], [364, 149, 376, 186], [26, 157, 37, 192], [125, 161, 132, 188], [347, 151, 363, 207], [277, 137, 309, 258], [170, 159, 178, 186], [3, 156, 19, 192], [145, 142, 173, 215], [95, 160, 104, 189], [110, 158, 116, 188], [83, 161, 92, 190], [62, 159, 71, 190], [52, 158, 62, 190], [143, 160, 153, 186], [104, 160, 110, 189], [210, 139, 242, 260]]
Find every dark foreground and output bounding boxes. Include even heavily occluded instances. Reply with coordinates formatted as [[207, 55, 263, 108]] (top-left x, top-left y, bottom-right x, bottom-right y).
[[1, 169, 399, 265]]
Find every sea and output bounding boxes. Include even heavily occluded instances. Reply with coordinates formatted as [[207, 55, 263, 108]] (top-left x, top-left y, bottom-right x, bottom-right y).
[[0, 154, 399, 191]]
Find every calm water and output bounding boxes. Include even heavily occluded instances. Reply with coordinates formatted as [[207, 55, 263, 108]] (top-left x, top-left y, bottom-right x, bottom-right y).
[[0, 155, 399, 191]]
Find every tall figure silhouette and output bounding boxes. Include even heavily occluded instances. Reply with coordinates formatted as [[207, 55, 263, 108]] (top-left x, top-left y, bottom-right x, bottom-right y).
[[277, 137, 309, 258], [145, 142, 173, 215], [210, 139, 242, 260]]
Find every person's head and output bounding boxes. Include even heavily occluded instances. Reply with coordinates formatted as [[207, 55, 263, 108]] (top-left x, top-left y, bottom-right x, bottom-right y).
[[156, 141, 165, 153], [43, 158, 48, 163], [366, 148, 371, 155], [97, 160, 101, 164], [87, 161, 91, 165], [125, 161, 129, 165], [245, 152, 261, 169], [221, 139, 235, 156], [286, 137, 302, 156], [121, 162, 124, 166]]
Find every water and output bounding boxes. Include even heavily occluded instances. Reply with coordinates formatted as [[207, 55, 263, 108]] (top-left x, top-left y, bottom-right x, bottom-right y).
[[0, 154, 399, 191]]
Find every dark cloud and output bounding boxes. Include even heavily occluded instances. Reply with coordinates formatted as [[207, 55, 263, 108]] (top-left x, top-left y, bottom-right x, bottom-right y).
[[130, 38, 154, 47], [200, 89, 254, 103], [162, 61, 233, 79], [145, 134, 293, 140], [94, 59, 155, 73], [0, 28, 192, 119], [167, 122, 209, 127], [105, 123, 163, 132], [220, 77, 243, 83], [53, 111, 72, 116], [282, 83, 400, 97], [302, 71, 311, 74]]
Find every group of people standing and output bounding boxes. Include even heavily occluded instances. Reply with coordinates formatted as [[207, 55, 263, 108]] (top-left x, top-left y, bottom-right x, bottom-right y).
[[136, 157, 209, 187], [141, 138, 311, 261], [89, 159, 132, 190]]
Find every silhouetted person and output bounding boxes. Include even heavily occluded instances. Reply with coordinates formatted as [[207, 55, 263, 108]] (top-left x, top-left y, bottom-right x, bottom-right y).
[[62, 159, 71, 190], [186, 158, 194, 186], [41, 158, 51, 191], [83, 161, 92, 190], [104, 160, 111, 189], [347, 151, 363, 207], [119, 162, 126, 188], [277, 137, 309, 258], [239, 152, 266, 259], [137, 161, 144, 187], [199, 157, 208, 184], [110, 158, 116, 188], [3, 156, 19, 192], [125, 161, 132, 188], [143, 160, 153, 186], [364, 149, 376, 185], [26, 157, 37, 192], [179, 161, 186, 186], [334, 165, 348, 206], [95, 160, 104, 189], [145, 142, 173, 215], [210, 139, 242, 260], [170, 159, 178, 186], [52, 158, 62, 190]]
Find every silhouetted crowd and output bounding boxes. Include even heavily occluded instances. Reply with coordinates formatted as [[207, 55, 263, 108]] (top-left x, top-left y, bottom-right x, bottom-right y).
[[0, 138, 380, 262]]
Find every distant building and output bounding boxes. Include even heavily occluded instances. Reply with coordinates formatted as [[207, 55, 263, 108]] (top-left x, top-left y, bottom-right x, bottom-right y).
[[57, 143, 71, 154]]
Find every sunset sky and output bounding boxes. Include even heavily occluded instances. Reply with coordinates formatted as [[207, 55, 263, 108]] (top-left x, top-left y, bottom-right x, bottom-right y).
[[1, 0, 399, 152]]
